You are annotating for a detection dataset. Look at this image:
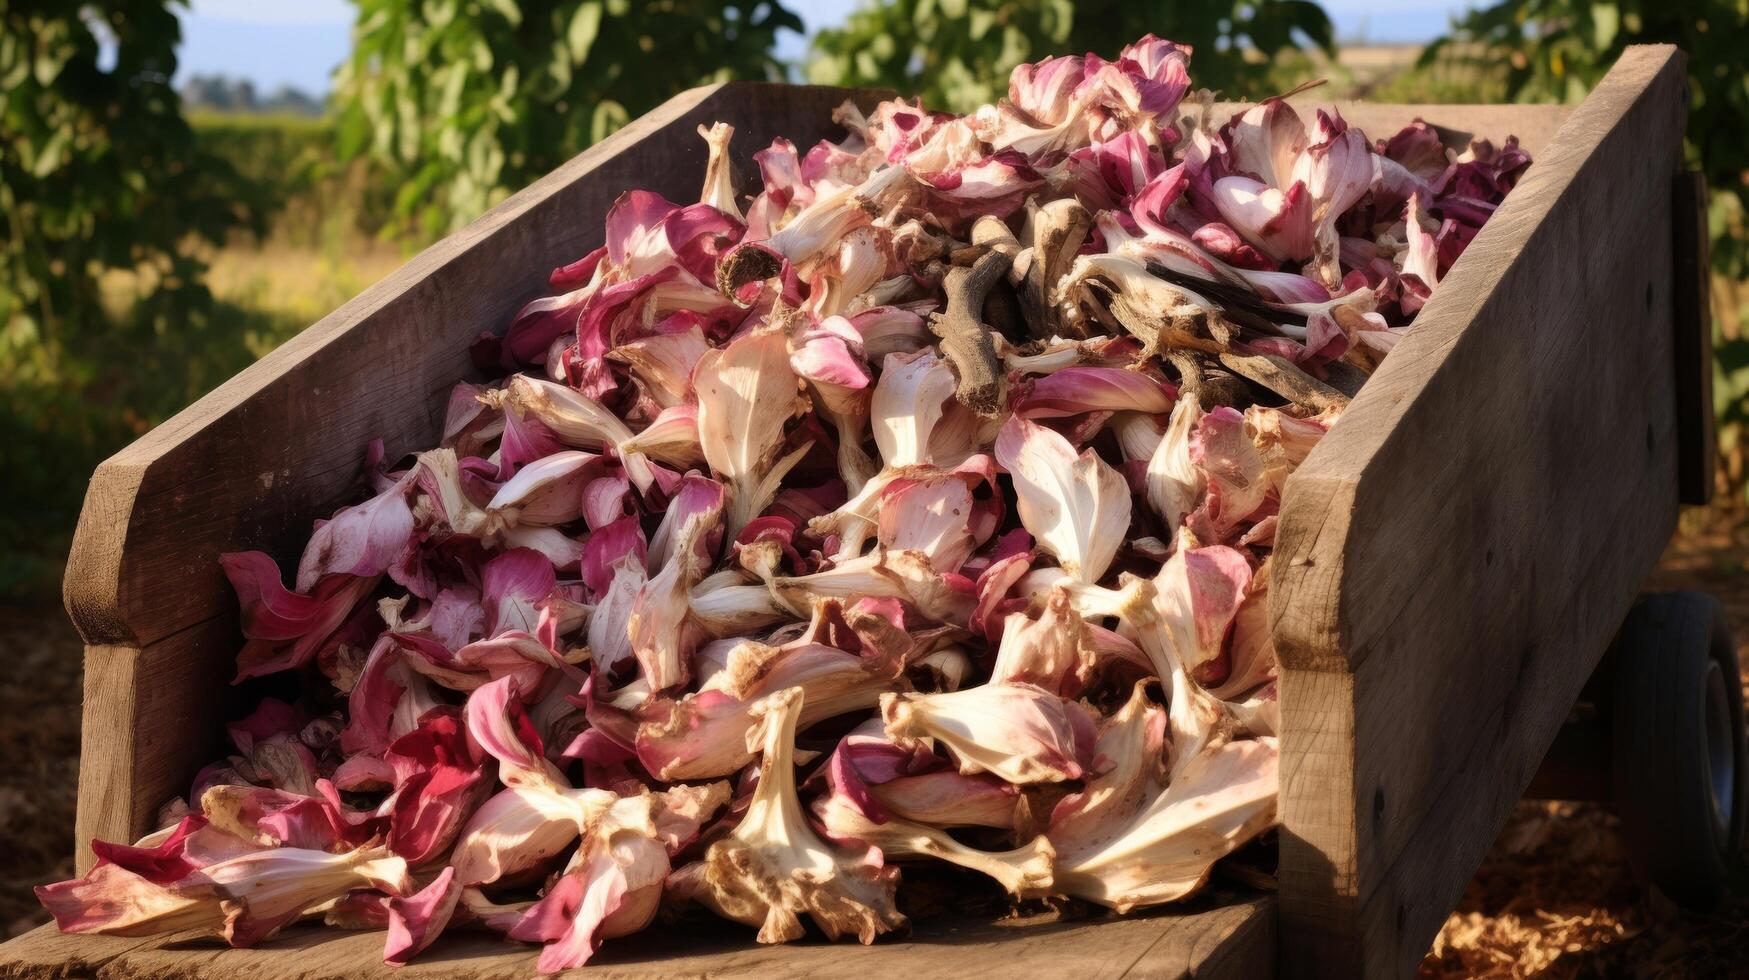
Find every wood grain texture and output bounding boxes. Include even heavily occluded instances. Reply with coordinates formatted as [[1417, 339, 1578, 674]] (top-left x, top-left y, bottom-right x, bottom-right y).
[[61, 81, 889, 651], [1270, 45, 1689, 978], [1672, 170, 1714, 505], [73, 621, 236, 874], [0, 927, 161, 980], [0, 895, 1274, 980]]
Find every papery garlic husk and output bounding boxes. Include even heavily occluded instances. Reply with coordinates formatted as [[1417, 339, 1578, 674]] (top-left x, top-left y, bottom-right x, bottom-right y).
[[1191, 407, 1270, 536], [637, 630, 906, 781], [882, 682, 1094, 785], [1152, 540, 1252, 681], [697, 122, 745, 222], [689, 573, 792, 638], [504, 792, 668, 972], [626, 483, 721, 691], [295, 469, 417, 591], [870, 349, 956, 469], [464, 675, 568, 788], [483, 450, 595, 530], [693, 325, 805, 539], [609, 323, 710, 411], [37, 844, 410, 947], [828, 719, 1024, 830], [449, 782, 614, 887], [616, 403, 705, 470], [812, 752, 1054, 897], [490, 375, 658, 493], [1046, 736, 1277, 912], [588, 557, 644, 675], [1144, 392, 1204, 529], [989, 586, 1096, 696], [384, 866, 462, 965], [994, 414, 1129, 584], [770, 548, 974, 627], [668, 687, 905, 944]]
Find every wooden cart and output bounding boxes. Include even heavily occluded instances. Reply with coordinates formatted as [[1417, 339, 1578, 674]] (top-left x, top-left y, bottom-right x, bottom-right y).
[[0, 43, 1730, 980]]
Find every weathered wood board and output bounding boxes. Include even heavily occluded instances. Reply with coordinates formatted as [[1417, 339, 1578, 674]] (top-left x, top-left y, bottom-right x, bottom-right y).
[[1271, 44, 1691, 978], [0, 893, 1274, 980]]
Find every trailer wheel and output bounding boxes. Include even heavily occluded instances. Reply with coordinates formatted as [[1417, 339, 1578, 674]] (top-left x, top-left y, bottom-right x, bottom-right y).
[[1611, 591, 1747, 908]]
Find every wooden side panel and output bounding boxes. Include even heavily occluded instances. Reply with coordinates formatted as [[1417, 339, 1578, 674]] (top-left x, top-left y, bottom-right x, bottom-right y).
[[63, 81, 887, 651], [0, 896, 1275, 980], [74, 621, 236, 873], [72, 645, 140, 872], [1271, 45, 1689, 977]]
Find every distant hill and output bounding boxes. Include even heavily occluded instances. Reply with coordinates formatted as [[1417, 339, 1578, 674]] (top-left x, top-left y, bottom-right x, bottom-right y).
[[181, 74, 325, 116]]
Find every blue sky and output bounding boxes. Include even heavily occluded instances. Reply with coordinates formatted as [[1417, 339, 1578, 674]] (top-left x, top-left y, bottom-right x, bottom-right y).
[[178, 0, 1475, 96]]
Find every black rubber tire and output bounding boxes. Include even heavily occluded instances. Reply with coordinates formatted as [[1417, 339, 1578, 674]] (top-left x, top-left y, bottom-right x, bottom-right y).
[[1611, 591, 1747, 909]]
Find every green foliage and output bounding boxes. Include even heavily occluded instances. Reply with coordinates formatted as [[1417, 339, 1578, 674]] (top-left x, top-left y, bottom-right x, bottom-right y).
[[1, 2, 259, 382], [335, 0, 804, 239], [190, 112, 399, 247], [0, 2, 274, 599], [806, 0, 1336, 114]]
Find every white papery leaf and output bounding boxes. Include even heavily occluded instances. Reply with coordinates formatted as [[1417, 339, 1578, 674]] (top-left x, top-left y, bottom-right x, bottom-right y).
[[870, 350, 955, 469], [495, 376, 656, 492], [1049, 737, 1277, 912], [697, 122, 744, 222], [994, 415, 1130, 583], [693, 326, 800, 538], [670, 688, 905, 944], [1145, 392, 1204, 529]]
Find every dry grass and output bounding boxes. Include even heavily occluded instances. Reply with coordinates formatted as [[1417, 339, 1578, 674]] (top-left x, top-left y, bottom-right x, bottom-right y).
[[201, 237, 405, 331]]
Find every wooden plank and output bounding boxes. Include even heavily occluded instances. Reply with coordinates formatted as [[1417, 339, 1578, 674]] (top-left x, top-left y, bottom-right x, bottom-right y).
[[0, 927, 159, 980], [1122, 892, 1276, 978], [0, 895, 1272, 980], [1672, 170, 1714, 504], [61, 81, 890, 652], [71, 645, 140, 876], [73, 623, 235, 874], [1270, 45, 1689, 978]]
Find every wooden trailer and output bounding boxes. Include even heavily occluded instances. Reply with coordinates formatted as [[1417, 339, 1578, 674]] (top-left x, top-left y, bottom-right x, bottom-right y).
[[0, 43, 1730, 980]]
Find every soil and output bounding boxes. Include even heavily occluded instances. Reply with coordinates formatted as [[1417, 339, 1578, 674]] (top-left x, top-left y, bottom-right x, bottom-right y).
[[1420, 506, 1749, 979], [0, 606, 81, 938], [4, 508, 1748, 974]]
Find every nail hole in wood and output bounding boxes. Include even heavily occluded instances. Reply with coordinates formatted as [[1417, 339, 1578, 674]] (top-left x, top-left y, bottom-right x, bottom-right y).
[[1372, 786, 1386, 830], [1485, 548, 1495, 567]]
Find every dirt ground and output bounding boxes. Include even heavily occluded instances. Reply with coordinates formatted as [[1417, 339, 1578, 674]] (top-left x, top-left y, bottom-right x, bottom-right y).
[[0, 606, 81, 937], [1420, 507, 1749, 979], [4, 510, 1749, 974]]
